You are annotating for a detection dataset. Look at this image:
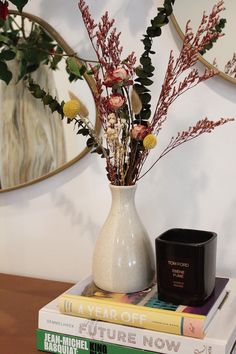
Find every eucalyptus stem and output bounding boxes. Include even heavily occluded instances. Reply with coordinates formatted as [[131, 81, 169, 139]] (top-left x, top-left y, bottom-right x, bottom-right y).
[[79, 117, 109, 159], [21, 16, 26, 39]]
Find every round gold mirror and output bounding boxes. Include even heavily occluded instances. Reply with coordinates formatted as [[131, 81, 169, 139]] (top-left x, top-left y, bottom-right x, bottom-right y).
[[171, 0, 236, 84], [0, 10, 100, 192]]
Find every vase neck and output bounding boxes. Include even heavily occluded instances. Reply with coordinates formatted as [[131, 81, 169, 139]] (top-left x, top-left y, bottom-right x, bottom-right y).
[[109, 184, 137, 209]]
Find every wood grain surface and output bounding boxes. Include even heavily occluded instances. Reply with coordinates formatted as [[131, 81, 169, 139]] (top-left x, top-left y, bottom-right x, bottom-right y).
[[0, 273, 73, 354]]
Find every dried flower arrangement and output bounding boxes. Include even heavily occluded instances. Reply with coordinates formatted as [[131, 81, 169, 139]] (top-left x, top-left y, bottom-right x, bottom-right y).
[[61, 0, 233, 186], [0, 0, 234, 186]]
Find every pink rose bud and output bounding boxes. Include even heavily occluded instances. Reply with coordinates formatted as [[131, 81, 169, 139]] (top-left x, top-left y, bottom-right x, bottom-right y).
[[108, 94, 126, 110], [104, 68, 130, 87], [112, 68, 130, 82], [103, 73, 114, 87], [131, 125, 148, 140]]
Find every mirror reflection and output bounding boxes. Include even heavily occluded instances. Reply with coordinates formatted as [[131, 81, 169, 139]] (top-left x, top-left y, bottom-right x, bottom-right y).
[[0, 11, 98, 191], [171, 0, 236, 84]]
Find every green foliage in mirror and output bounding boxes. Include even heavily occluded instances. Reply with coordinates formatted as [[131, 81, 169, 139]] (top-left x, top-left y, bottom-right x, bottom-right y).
[[199, 18, 226, 55], [0, 13, 87, 108], [0, 14, 65, 84], [0, 11, 96, 158], [26, 76, 65, 115], [0, 0, 28, 20], [8, 0, 28, 12], [66, 57, 87, 80]]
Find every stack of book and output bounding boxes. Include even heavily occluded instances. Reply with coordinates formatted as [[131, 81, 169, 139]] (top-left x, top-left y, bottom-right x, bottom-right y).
[[36, 275, 236, 354]]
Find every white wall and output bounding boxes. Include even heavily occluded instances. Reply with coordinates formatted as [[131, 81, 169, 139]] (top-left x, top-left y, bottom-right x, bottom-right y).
[[1, 0, 236, 283]]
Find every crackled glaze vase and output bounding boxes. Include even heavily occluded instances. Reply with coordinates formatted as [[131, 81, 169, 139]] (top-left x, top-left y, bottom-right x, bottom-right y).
[[92, 184, 155, 293]]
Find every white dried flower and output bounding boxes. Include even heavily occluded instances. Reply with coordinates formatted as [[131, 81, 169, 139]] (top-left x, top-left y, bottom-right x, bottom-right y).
[[107, 127, 116, 134], [105, 127, 118, 141], [108, 113, 116, 124], [109, 118, 116, 125]]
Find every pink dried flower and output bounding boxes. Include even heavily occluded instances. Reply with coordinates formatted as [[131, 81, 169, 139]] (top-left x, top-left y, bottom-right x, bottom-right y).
[[104, 68, 130, 87], [131, 125, 148, 140], [103, 73, 114, 87], [107, 94, 126, 110], [112, 67, 129, 81]]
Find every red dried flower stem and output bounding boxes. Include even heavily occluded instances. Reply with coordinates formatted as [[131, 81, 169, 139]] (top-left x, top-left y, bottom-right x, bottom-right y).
[[133, 1, 230, 182], [78, 0, 135, 124], [79, 1, 123, 70], [138, 117, 233, 181], [150, 4, 224, 134]]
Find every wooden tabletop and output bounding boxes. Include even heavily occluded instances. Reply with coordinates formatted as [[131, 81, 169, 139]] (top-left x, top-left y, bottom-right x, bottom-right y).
[[0, 273, 73, 354]]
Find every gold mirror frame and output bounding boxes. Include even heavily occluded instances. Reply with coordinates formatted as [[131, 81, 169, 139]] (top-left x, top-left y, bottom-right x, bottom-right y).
[[170, 13, 236, 85], [0, 10, 100, 193]]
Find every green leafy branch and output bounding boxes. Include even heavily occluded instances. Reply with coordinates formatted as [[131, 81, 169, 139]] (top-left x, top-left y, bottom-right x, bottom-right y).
[[134, 0, 175, 122], [26, 76, 65, 117], [66, 57, 87, 82], [76, 119, 108, 158], [26, 55, 88, 117], [124, 0, 175, 184], [26, 75, 104, 157]]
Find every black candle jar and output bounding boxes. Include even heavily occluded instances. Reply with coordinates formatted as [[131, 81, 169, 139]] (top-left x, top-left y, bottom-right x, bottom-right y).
[[155, 228, 217, 306]]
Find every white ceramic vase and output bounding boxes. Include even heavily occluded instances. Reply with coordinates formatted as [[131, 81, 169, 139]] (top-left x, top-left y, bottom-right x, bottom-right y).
[[92, 184, 155, 293]]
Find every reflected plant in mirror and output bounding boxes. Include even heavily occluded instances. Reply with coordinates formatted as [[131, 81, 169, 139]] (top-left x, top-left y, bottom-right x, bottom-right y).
[[0, 5, 99, 190], [171, 0, 236, 83], [0, 0, 28, 17]]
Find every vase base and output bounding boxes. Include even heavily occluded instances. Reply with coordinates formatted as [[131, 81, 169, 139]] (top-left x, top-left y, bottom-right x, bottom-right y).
[[93, 269, 155, 293]]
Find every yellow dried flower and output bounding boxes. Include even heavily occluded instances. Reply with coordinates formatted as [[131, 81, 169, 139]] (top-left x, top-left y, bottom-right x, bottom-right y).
[[131, 88, 142, 114], [143, 134, 157, 149], [69, 91, 89, 118], [63, 99, 80, 119]]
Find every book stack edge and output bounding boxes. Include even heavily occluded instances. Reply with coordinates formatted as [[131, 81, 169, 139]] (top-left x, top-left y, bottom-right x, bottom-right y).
[[36, 276, 236, 354]]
